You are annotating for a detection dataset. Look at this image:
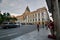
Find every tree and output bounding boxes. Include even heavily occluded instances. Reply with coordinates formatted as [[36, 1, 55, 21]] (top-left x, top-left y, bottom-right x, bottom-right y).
[[6, 12, 11, 21], [7, 12, 10, 16], [0, 12, 17, 24], [12, 17, 17, 21], [10, 16, 17, 22], [3, 12, 11, 22], [0, 12, 3, 24], [6, 12, 17, 22], [3, 12, 7, 21]]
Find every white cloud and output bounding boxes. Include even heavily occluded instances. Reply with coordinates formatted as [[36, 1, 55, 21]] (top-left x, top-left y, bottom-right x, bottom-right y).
[[10, 13, 22, 16], [9, 3, 15, 7], [11, 13, 18, 16], [0, 0, 48, 16]]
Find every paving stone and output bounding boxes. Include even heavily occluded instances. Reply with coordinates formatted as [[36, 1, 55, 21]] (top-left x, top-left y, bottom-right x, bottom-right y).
[[11, 28, 53, 40]]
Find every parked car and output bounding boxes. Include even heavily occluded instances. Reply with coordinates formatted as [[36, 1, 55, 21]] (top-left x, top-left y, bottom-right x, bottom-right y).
[[1, 22, 20, 29]]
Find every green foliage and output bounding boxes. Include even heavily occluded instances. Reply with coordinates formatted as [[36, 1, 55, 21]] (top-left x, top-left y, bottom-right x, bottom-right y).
[[0, 13, 3, 24], [11, 17, 17, 21], [0, 12, 17, 24]]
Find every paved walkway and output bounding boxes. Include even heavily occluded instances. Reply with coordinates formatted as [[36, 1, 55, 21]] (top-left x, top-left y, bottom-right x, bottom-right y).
[[11, 28, 53, 40]]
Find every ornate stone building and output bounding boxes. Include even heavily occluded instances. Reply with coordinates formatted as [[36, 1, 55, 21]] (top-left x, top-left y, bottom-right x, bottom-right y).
[[16, 6, 49, 25]]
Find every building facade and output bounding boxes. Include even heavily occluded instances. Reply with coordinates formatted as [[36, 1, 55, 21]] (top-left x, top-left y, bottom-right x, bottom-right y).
[[16, 6, 49, 25]]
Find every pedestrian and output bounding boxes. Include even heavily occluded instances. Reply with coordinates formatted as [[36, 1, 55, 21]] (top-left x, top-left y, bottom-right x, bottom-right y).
[[48, 20, 56, 39], [42, 22, 44, 28], [46, 23, 49, 30], [37, 23, 40, 32]]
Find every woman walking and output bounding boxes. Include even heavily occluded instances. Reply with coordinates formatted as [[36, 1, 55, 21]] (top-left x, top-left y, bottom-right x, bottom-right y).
[[48, 20, 56, 39]]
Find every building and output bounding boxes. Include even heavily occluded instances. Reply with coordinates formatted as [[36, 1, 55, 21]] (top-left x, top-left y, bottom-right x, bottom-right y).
[[16, 6, 49, 25], [46, 0, 60, 40]]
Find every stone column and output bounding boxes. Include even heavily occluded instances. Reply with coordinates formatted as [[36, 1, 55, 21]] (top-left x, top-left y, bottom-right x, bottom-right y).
[[37, 13, 39, 22], [40, 13, 42, 25], [55, 0, 60, 40]]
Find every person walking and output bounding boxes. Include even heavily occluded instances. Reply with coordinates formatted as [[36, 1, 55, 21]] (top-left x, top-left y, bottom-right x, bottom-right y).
[[48, 20, 56, 39], [37, 23, 40, 32]]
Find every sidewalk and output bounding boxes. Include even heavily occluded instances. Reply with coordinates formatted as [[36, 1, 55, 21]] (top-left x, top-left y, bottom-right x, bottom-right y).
[[11, 28, 53, 40]]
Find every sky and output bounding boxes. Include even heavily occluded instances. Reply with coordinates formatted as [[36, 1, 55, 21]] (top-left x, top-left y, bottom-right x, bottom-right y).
[[0, 0, 48, 16]]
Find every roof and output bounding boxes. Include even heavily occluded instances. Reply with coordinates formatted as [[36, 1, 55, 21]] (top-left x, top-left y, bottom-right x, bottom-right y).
[[24, 6, 30, 13], [16, 7, 47, 20]]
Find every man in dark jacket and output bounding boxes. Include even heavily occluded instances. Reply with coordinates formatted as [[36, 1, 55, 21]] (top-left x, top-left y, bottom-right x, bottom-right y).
[[37, 23, 40, 32]]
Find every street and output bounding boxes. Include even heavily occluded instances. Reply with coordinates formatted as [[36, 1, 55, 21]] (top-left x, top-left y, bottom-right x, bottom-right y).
[[0, 25, 37, 40]]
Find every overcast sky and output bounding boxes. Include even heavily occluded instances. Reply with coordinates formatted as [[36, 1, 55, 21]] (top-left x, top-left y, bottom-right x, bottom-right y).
[[0, 0, 48, 16]]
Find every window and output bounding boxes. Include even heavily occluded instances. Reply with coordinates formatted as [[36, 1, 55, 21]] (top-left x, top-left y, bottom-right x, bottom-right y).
[[33, 19, 34, 21], [42, 12, 44, 16], [38, 13, 40, 19], [35, 13, 37, 16], [34, 14, 35, 17], [39, 19, 40, 21], [42, 18, 44, 21], [35, 19, 37, 21], [28, 20, 29, 22], [38, 13, 40, 16]]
